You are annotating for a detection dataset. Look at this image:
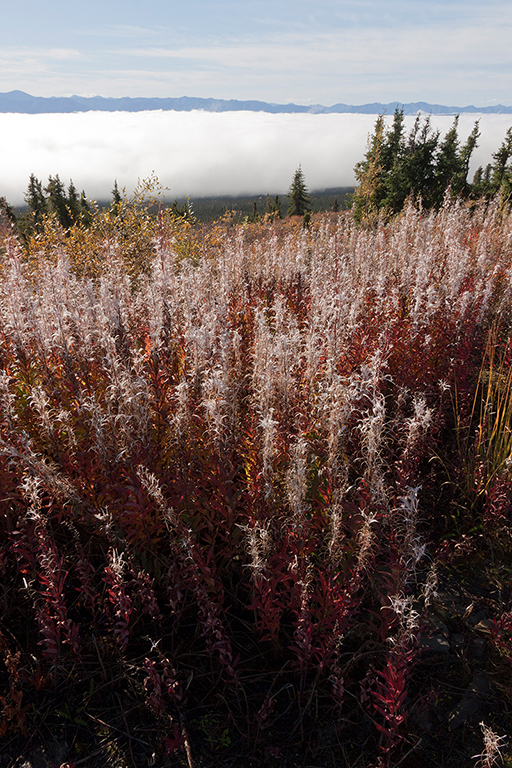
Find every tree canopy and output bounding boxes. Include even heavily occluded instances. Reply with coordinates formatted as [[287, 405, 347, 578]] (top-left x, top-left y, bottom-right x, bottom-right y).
[[23, 174, 91, 233], [351, 108, 483, 222], [472, 127, 512, 202]]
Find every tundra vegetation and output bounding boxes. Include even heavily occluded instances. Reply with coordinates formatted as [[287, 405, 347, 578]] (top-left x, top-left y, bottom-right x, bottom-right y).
[[1, 124, 512, 767]]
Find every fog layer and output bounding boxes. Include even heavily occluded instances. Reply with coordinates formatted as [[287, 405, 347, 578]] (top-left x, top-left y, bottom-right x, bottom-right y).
[[2, 110, 512, 205]]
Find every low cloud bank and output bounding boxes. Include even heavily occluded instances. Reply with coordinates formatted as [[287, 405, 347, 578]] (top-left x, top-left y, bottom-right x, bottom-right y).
[[2, 110, 512, 206]]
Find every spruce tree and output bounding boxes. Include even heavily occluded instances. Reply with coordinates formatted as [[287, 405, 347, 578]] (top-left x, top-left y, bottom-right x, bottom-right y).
[[490, 127, 512, 200], [434, 116, 461, 201], [67, 180, 81, 225], [112, 180, 122, 205], [25, 174, 47, 228], [45, 174, 72, 229], [111, 180, 123, 214], [403, 115, 440, 208], [458, 121, 480, 197], [432, 117, 479, 204], [264, 194, 282, 221], [380, 107, 407, 211], [287, 165, 310, 217], [352, 114, 385, 223], [80, 191, 92, 226], [0, 196, 16, 227], [352, 111, 480, 220]]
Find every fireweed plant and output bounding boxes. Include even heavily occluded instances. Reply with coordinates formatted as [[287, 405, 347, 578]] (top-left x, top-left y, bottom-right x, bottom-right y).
[[0, 195, 512, 766]]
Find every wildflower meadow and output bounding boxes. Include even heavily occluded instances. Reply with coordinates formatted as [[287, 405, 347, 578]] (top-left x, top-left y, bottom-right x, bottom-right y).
[[0, 193, 511, 767]]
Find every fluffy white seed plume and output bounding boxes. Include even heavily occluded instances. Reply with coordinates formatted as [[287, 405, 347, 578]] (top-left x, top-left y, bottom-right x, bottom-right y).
[[243, 521, 273, 581], [252, 298, 301, 414], [404, 394, 432, 455], [0, 372, 17, 430], [394, 485, 426, 581], [355, 507, 379, 574], [29, 386, 54, 442], [201, 365, 228, 445], [172, 380, 190, 436], [0, 436, 79, 504], [422, 564, 439, 609], [387, 593, 421, 649], [287, 436, 309, 526], [473, 722, 506, 767], [260, 408, 278, 499], [252, 305, 275, 415], [1, 249, 31, 350], [20, 474, 44, 517], [359, 391, 387, 505], [108, 548, 126, 579], [79, 392, 112, 465]]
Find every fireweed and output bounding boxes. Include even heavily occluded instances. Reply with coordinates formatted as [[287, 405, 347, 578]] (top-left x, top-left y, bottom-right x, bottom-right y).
[[0, 200, 512, 764]]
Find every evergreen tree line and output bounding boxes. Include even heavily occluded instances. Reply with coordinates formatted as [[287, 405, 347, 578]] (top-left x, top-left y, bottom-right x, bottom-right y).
[[2, 176, 166, 238], [352, 108, 512, 222], [24, 173, 93, 230], [247, 175, 329, 224], [1, 171, 315, 235], [2, 114, 512, 237]]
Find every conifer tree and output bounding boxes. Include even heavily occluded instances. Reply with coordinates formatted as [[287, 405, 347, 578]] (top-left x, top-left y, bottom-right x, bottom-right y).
[[352, 110, 480, 221], [80, 190, 92, 226], [112, 180, 123, 208], [434, 116, 461, 199], [264, 194, 282, 220], [380, 107, 408, 211], [67, 180, 81, 225], [433, 117, 479, 205], [25, 174, 47, 228], [45, 174, 73, 229], [351, 114, 385, 222], [111, 180, 124, 218], [0, 196, 16, 227], [459, 121, 480, 196], [490, 127, 512, 202], [403, 114, 440, 208], [472, 128, 512, 202], [287, 165, 310, 217]]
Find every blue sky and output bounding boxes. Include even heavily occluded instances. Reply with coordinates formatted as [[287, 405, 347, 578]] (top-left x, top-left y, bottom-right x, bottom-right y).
[[1, 0, 511, 105]]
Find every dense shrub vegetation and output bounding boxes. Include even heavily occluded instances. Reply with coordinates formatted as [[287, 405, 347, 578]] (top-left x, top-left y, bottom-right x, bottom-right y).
[[1, 182, 512, 766]]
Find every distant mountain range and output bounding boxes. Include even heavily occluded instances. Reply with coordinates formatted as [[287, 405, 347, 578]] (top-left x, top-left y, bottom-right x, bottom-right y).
[[1, 90, 511, 115]]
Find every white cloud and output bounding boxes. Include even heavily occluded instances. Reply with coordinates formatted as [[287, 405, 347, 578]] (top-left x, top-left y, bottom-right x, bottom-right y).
[[0, 47, 82, 84], [0, 47, 81, 64], [117, 7, 512, 72], [1, 111, 511, 206], [82, 24, 164, 39], [97, 16, 512, 105]]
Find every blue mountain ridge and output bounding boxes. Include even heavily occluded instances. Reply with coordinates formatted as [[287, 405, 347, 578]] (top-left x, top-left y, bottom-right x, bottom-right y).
[[1, 91, 511, 115]]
